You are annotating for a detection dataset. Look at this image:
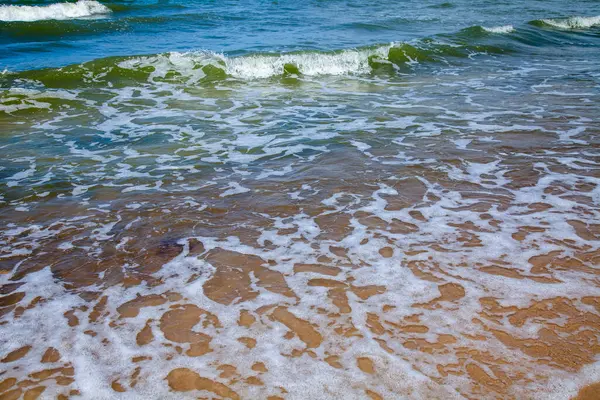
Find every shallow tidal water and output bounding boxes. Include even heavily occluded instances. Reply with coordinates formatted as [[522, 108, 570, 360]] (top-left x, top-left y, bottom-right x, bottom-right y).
[[1, 0, 600, 399]]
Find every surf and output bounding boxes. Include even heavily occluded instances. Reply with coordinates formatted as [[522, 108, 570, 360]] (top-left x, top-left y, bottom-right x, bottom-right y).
[[0, 0, 111, 22], [531, 15, 600, 29]]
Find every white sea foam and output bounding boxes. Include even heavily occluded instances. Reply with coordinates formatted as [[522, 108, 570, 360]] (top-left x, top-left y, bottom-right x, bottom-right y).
[[226, 46, 391, 79], [115, 45, 394, 81], [482, 25, 514, 33], [220, 181, 251, 197], [1, 37, 599, 399], [541, 15, 600, 29], [0, 0, 111, 22]]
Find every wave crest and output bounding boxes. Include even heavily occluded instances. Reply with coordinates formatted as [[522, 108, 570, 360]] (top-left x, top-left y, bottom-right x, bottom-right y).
[[0, 0, 111, 22], [100, 46, 396, 81], [482, 25, 514, 34], [0, 40, 512, 88], [227, 47, 393, 79], [536, 15, 600, 30]]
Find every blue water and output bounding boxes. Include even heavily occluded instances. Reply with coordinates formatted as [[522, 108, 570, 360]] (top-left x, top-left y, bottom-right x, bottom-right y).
[[1, 0, 600, 71]]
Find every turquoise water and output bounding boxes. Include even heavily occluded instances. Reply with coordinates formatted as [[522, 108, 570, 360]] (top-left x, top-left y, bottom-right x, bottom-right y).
[[1, 1, 600, 399]]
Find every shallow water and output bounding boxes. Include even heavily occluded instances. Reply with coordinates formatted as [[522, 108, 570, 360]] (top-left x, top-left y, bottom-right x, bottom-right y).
[[1, 1, 600, 399]]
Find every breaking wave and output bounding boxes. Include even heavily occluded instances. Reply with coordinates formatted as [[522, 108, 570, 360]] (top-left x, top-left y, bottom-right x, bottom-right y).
[[0, 40, 510, 88], [532, 15, 600, 30], [2, 14, 598, 88], [0, 0, 111, 22], [482, 25, 515, 34]]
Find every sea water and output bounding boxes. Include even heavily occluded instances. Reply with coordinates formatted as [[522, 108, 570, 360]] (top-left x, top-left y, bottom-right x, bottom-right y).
[[1, 1, 600, 399]]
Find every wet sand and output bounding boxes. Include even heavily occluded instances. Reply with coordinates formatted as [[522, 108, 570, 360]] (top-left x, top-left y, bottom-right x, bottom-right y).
[[2, 137, 600, 399]]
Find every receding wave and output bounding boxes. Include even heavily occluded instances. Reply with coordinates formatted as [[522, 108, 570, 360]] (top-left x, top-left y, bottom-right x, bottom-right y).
[[531, 15, 600, 30], [0, 0, 111, 22]]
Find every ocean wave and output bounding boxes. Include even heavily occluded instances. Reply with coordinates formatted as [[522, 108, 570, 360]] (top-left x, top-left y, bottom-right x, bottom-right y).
[[0, 0, 111, 22], [534, 15, 600, 30], [115, 46, 400, 82], [226, 46, 393, 79], [1, 40, 509, 88], [482, 25, 514, 34]]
